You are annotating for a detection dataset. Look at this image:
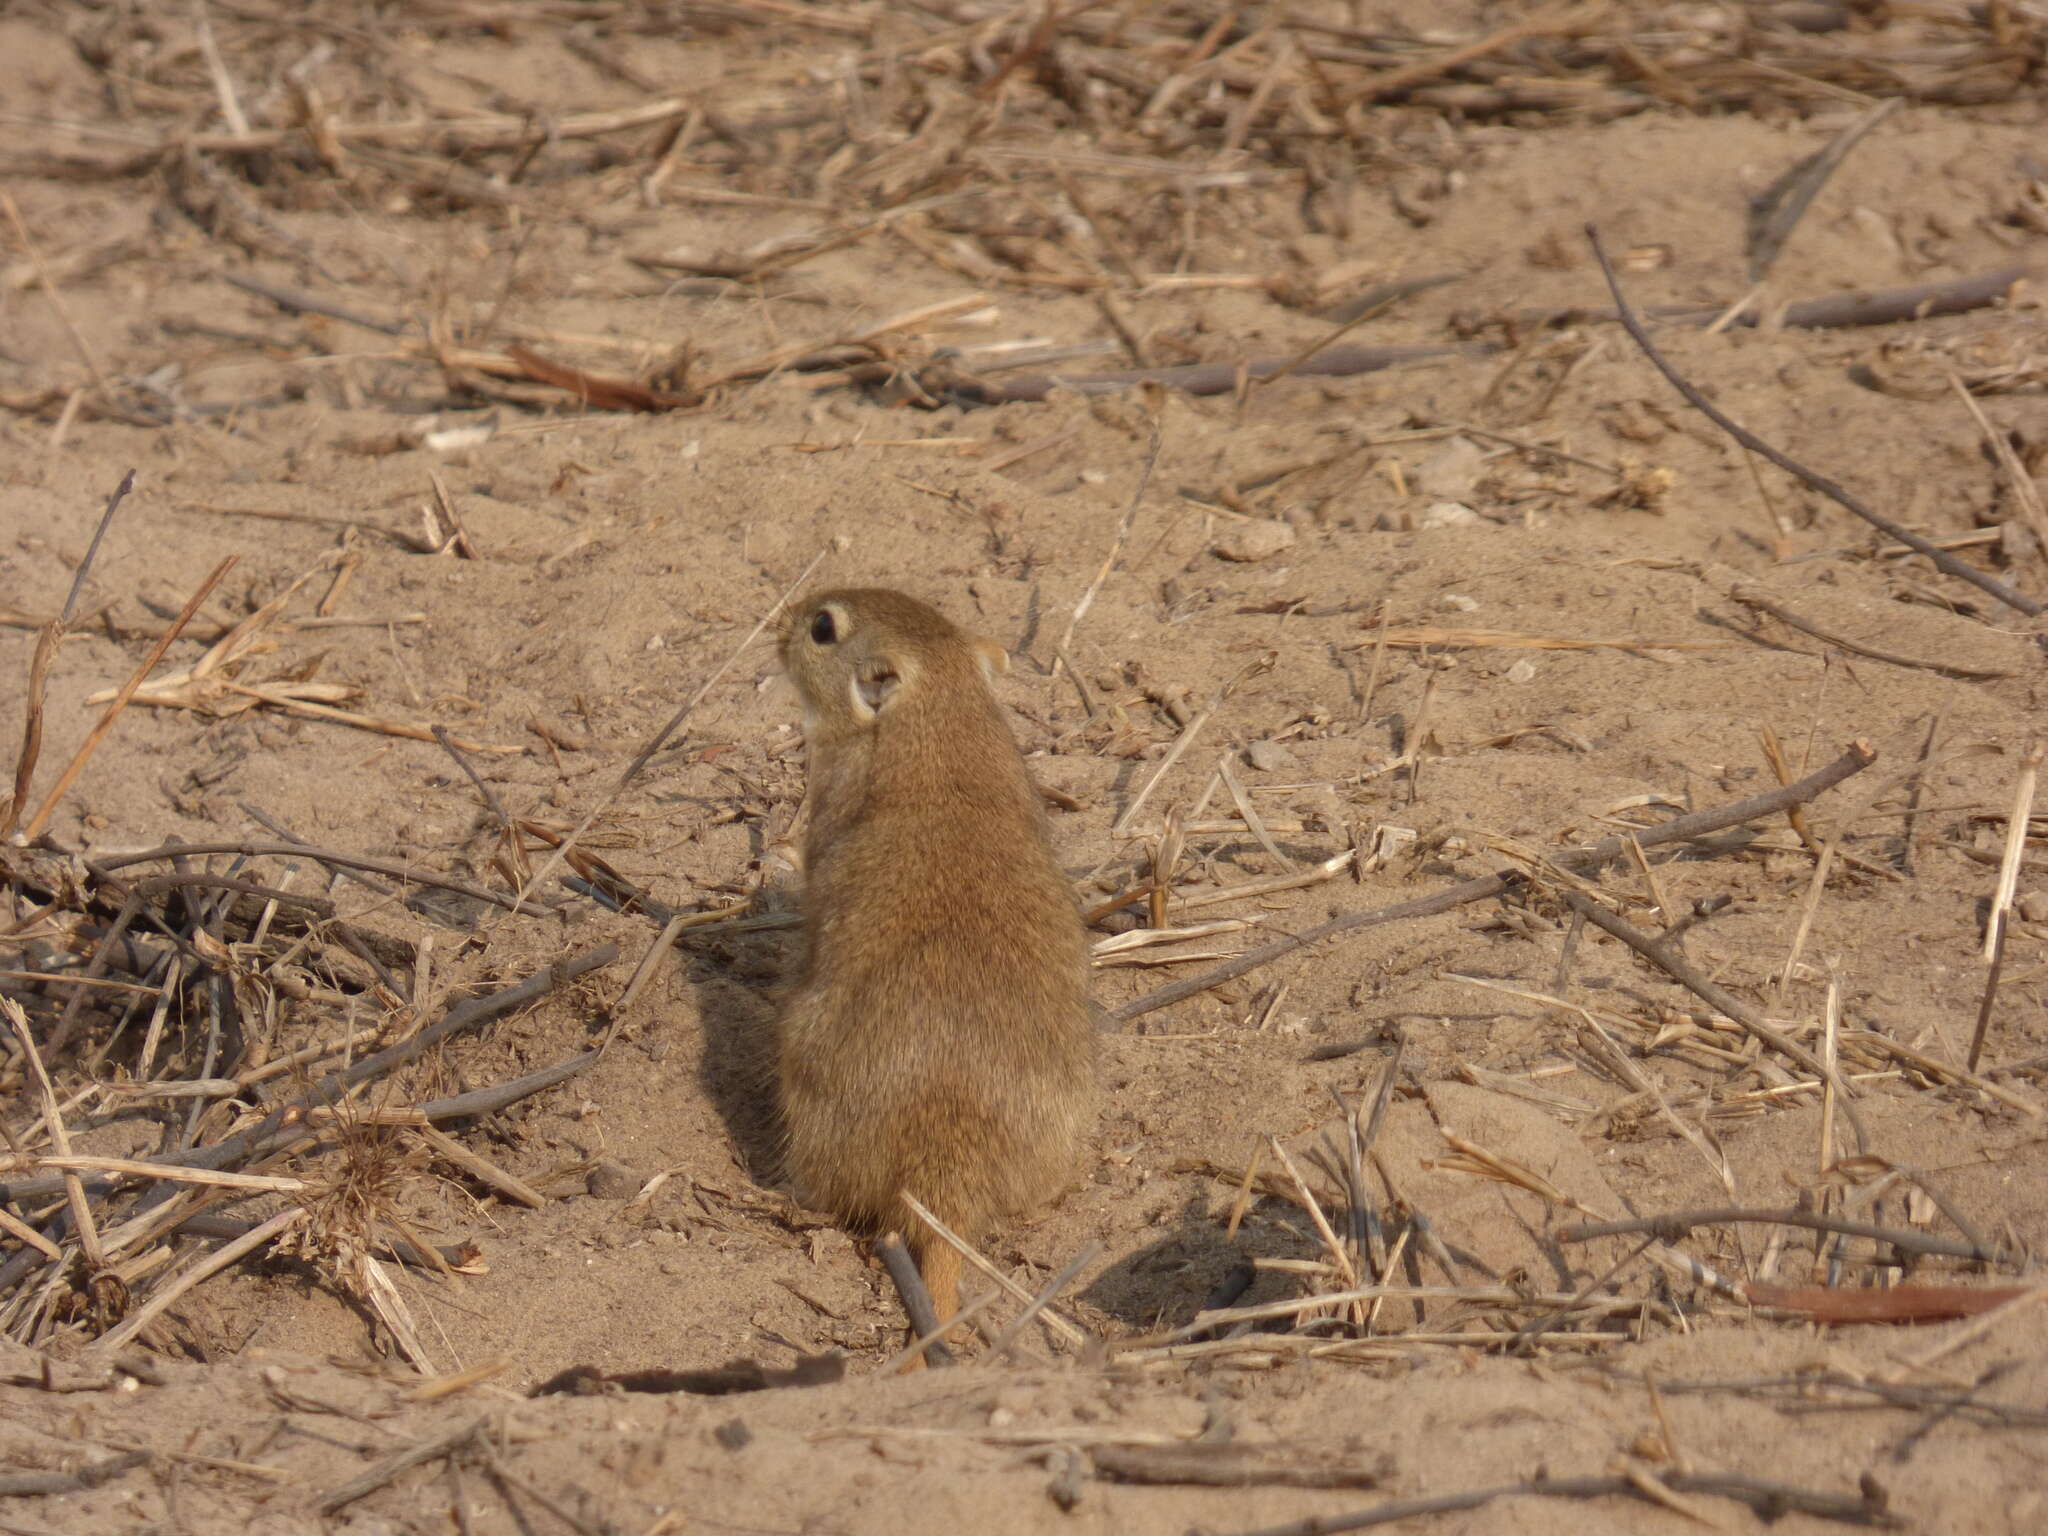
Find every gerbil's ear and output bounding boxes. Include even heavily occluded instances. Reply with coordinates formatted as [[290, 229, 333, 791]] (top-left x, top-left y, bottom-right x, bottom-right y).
[[847, 659, 906, 721], [972, 636, 1009, 684]]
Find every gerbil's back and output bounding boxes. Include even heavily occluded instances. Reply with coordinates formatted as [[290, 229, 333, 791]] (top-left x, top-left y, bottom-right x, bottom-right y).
[[776, 588, 1094, 1233], [793, 590, 1086, 1031]]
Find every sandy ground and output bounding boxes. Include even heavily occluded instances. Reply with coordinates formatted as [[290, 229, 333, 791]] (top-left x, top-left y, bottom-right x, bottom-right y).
[[3, 2, 2047, 1532]]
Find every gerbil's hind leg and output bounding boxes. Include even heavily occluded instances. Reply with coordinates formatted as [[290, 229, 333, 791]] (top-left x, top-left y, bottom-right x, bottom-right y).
[[875, 1231, 954, 1370]]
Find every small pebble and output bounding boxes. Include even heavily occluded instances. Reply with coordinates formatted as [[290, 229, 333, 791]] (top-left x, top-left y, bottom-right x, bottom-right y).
[[587, 1160, 645, 1200], [1412, 435, 1485, 499], [1420, 501, 1483, 529], [1212, 519, 1295, 562], [1246, 739, 1299, 773]]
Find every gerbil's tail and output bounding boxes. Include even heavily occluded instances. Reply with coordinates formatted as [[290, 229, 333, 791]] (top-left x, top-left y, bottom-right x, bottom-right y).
[[910, 1225, 962, 1324]]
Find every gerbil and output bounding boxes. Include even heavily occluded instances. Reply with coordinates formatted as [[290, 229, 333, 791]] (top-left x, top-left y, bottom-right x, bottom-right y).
[[775, 587, 1096, 1354]]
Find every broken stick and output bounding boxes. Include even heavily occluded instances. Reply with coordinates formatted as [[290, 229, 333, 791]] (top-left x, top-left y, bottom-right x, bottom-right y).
[[1114, 742, 1875, 1022]]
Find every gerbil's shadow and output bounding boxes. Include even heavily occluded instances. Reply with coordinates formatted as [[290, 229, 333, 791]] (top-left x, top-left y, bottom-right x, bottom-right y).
[[1079, 1186, 1326, 1333], [683, 922, 791, 1189]]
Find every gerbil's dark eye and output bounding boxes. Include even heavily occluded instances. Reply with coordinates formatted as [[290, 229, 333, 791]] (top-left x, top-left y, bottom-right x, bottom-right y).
[[809, 610, 838, 645]]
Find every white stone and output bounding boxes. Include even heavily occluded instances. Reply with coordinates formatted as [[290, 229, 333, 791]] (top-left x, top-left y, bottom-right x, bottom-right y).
[[1212, 519, 1296, 562], [1420, 500, 1483, 528]]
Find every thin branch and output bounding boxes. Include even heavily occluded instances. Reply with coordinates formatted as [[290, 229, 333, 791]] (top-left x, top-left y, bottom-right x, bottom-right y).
[[1584, 224, 2040, 617], [1727, 584, 2015, 680], [1115, 741, 1875, 1022], [61, 470, 138, 627], [0, 947, 619, 1206], [316, 1416, 492, 1514], [981, 1242, 1103, 1363], [945, 344, 1469, 405], [91, 840, 556, 917], [0, 1450, 152, 1497], [1746, 99, 1900, 280], [88, 1206, 307, 1354], [2, 996, 105, 1270], [22, 557, 237, 840], [1970, 742, 2042, 1070], [1215, 1468, 1898, 1535], [1557, 890, 1872, 1154], [1558, 1207, 2004, 1265], [898, 1191, 1090, 1348]]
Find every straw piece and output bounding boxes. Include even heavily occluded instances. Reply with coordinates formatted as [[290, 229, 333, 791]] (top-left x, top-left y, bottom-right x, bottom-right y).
[[88, 1207, 307, 1355], [3, 997, 103, 1271], [21, 557, 236, 841]]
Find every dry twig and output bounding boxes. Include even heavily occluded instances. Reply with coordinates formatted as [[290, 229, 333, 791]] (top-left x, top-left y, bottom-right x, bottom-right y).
[[1117, 742, 1874, 1021], [1586, 226, 2040, 618], [1212, 1468, 1897, 1534]]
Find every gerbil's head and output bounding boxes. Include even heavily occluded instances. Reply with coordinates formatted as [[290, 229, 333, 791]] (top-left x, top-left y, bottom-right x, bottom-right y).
[[780, 588, 1007, 734]]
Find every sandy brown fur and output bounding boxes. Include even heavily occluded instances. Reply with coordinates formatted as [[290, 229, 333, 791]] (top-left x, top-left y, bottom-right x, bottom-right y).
[[775, 588, 1096, 1332]]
